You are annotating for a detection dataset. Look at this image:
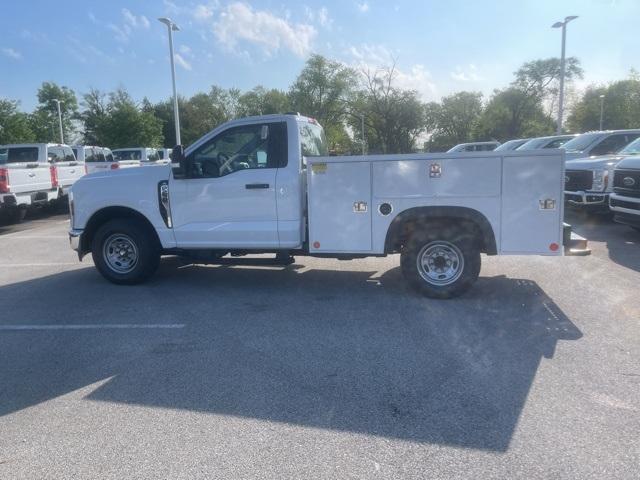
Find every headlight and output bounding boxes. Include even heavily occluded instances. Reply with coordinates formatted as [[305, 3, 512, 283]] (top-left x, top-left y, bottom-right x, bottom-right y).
[[592, 169, 607, 191]]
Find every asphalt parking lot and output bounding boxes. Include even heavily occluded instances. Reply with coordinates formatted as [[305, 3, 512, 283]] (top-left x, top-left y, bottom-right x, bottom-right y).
[[0, 210, 638, 479]]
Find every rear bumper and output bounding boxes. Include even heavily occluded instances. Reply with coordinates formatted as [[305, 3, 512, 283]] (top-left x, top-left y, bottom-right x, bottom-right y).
[[0, 189, 59, 207], [564, 190, 609, 208], [562, 223, 591, 256]]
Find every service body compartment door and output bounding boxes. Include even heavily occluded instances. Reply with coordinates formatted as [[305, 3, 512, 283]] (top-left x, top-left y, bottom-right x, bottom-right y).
[[307, 160, 372, 252], [500, 152, 564, 255]]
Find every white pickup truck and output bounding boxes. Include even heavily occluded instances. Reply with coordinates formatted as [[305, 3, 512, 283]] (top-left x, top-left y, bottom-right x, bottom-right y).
[[68, 114, 587, 298], [0, 143, 62, 222]]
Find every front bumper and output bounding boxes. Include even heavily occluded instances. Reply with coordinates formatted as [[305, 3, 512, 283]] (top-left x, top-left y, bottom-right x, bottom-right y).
[[610, 193, 640, 227], [564, 191, 609, 207], [562, 223, 591, 256]]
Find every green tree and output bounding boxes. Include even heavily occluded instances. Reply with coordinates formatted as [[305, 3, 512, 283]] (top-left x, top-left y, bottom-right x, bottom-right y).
[[351, 64, 426, 154], [99, 89, 163, 148], [237, 86, 290, 117], [30, 82, 79, 143], [289, 54, 357, 148], [80, 88, 108, 145], [424, 91, 484, 151], [475, 87, 555, 140], [567, 76, 640, 132], [0, 99, 35, 144]]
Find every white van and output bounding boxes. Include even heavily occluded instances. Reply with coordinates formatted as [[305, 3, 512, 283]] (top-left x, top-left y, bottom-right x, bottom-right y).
[[73, 146, 123, 174], [112, 148, 158, 167]]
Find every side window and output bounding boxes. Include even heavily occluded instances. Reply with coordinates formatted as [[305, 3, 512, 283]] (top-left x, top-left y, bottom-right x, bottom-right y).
[[84, 147, 95, 162], [47, 147, 62, 163], [94, 148, 106, 162], [590, 134, 634, 156], [62, 146, 75, 162], [148, 149, 159, 161], [546, 138, 565, 148], [105, 149, 114, 162], [188, 123, 285, 178]]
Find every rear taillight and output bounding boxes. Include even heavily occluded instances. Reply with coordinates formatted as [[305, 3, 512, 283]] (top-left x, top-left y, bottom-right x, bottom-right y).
[[0, 168, 9, 193], [50, 165, 58, 188], [110, 163, 119, 170]]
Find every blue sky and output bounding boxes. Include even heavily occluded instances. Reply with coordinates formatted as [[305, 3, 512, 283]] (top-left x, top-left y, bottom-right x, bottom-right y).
[[1, 0, 638, 111]]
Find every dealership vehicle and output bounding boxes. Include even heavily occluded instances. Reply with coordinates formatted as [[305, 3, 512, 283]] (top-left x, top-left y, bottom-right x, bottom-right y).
[[447, 141, 500, 153], [48, 144, 84, 198], [0, 143, 59, 222], [494, 138, 530, 151], [158, 148, 173, 164], [113, 147, 160, 166], [609, 156, 640, 231], [560, 129, 640, 161], [72, 146, 115, 174], [564, 137, 640, 212], [517, 134, 578, 151], [69, 114, 588, 298]]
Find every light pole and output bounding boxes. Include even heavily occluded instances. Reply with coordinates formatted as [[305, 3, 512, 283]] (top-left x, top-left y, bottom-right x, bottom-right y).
[[361, 113, 366, 155], [599, 94, 605, 131], [552, 15, 578, 135], [52, 99, 64, 143], [158, 17, 181, 145]]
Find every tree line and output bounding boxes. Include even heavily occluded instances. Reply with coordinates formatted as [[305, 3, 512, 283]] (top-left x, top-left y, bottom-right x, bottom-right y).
[[1, 54, 639, 153]]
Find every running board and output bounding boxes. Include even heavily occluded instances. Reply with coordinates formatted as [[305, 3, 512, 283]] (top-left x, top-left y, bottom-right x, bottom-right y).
[[185, 254, 296, 266]]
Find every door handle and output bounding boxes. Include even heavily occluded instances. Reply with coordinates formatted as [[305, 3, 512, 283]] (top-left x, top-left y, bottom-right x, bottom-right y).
[[245, 183, 270, 189], [28, 172, 36, 177]]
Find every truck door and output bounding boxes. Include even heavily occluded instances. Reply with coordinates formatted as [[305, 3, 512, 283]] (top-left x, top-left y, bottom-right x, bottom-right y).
[[169, 122, 287, 249], [500, 152, 564, 255]]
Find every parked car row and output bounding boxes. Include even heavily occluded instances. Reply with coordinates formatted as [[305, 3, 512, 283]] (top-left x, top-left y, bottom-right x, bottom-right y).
[[0, 142, 168, 223]]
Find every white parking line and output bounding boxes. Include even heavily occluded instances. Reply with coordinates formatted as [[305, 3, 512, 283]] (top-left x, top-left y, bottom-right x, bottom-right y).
[[0, 263, 79, 267], [0, 235, 68, 240], [0, 324, 186, 331]]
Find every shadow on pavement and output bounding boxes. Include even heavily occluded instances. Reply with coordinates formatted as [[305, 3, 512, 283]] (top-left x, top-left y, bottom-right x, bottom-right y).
[[0, 260, 582, 451], [566, 209, 640, 273]]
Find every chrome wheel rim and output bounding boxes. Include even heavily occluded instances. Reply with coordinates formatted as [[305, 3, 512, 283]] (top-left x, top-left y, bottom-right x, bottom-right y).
[[416, 241, 464, 286], [103, 233, 139, 274]]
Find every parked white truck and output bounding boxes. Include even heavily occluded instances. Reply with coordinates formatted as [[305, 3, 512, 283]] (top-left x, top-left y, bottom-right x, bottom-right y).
[[68, 114, 587, 298]]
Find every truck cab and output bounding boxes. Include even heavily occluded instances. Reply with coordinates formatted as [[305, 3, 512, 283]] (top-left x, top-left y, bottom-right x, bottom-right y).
[[112, 147, 158, 168], [72, 146, 114, 174], [47, 143, 84, 196], [69, 114, 585, 298]]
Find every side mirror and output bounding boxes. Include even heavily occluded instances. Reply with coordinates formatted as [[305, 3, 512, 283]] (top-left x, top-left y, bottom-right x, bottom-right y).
[[172, 145, 188, 177]]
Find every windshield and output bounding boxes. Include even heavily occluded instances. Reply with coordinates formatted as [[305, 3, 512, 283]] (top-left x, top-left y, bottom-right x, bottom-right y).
[[561, 133, 602, 153], [0, 147, 39, 163], [299, 122, 328, 157], [494, 139, 527, 151], [618, 137, 640, 155], [113, 150, 141, 160]]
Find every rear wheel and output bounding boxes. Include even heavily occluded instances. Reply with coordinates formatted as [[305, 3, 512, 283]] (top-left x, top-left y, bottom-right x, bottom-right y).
[[91, 218, 160, 284], [400, 226, 481, 299], [2, 206, 27, 224]]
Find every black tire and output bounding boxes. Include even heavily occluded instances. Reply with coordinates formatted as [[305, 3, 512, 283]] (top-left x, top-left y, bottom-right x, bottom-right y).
[[400, 226, 481, 299], [91, 218, 160, 285], [3, 206, 27, 224]]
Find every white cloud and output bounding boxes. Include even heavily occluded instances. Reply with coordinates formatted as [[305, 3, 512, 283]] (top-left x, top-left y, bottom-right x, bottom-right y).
[[305, 6, 332, 29], [179, 44, 193, 57], [194, 3, 215, 21], [122, 8, 150, 29], [88, 12, 97, 24], [109, 9, 150, 43], [346, 44, 437, 101], [213, 2, 317, 58], [174, 53, 192, 71], [357, 2, 370, 12], [451, 64, 482, 82], [2, 47, 22, 60]]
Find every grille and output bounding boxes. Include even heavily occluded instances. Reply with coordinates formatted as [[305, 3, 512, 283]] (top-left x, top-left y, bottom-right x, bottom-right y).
[[564, 170, 592, 192], [611, 197, 640, 210], [613, 169, 640, 197]]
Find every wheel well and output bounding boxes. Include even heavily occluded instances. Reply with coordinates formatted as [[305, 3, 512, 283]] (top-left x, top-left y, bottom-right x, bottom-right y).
[[80, 206, 160, 255], [384, 206, 497, 255]]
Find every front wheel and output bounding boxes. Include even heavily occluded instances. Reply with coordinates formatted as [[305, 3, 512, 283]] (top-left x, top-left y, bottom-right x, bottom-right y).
[[91, 218, 160, 285], [401, 228, 481, 299]]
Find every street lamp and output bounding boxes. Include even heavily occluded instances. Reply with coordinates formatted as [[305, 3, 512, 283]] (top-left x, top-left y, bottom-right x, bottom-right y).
[[158, 17, 181, 145], [51, 99, 64, 143], [552, 15, 578, 134], [599, 94, 605, 131]]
